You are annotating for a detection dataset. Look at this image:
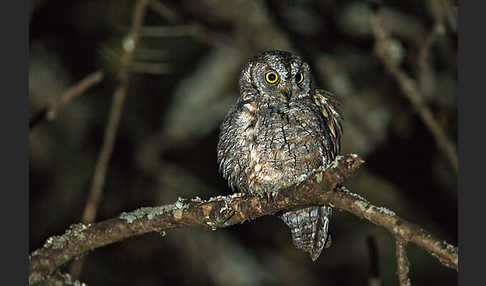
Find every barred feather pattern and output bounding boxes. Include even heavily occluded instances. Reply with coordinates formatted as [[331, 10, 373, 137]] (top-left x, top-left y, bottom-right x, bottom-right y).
[[280, 206, 332, 261]]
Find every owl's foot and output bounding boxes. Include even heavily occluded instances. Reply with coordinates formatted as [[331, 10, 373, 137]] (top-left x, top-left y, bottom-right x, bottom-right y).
[[325, 234, 332, 249], [262, 191, 278, 205]]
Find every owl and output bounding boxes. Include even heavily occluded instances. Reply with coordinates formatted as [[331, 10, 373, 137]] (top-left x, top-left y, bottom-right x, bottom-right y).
[[217, 50, 343, 261]]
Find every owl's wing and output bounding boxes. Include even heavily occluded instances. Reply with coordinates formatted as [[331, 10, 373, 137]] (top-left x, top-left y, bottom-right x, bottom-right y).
[[217, 98, 256, 193], [312, 89, 343, 157]]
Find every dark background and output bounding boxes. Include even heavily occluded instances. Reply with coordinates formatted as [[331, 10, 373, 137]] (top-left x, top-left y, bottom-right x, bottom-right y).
[[29, 0, 457, 285]]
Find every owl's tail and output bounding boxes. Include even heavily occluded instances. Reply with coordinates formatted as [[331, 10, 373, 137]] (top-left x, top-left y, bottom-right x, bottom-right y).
[[280, 206, 332, 261]]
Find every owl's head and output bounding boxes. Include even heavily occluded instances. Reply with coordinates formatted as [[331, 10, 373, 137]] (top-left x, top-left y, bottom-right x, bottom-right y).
[[239, 50, 313, 103]]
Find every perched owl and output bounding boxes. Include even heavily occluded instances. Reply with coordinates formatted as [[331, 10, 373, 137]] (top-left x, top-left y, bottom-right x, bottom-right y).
[[217, 50, 343, 261]]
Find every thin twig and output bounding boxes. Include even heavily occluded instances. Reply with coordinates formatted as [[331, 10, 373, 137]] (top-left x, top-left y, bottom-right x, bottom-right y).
[[147, 0, 179, 23], [395, 238, 412, 286], [138, 25, 198, 37], [147, 0, 233, 48], [69, 0, 150, 279], [29, 70, 104, 130], [370, 4, 458, 174], [81, 0, 148, 230], [29, 154, 458, 285], [417, 0, 447, 70], [78, 85, 126, 225]]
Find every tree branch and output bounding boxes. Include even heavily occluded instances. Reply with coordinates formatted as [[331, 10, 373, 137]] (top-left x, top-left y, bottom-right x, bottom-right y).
[[29, 70, 104, 130], [80, 0, 149, 224], [370, 3, 458, 174], [334, 184, 458, 270], [35, 271, 86, 286], [70, 0, 151, 279], [417, 0, 447, 70], [29, 154, 458, 285], [147, 0, 233, 48], [395, 238, 412, 286]]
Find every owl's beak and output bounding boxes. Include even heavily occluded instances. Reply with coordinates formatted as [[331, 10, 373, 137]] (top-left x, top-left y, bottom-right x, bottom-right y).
[[279, 84, 293, 101]]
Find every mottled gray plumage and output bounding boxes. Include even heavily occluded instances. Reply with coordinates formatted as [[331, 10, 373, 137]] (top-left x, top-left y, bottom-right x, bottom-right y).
[[217, 50, 342, 261]]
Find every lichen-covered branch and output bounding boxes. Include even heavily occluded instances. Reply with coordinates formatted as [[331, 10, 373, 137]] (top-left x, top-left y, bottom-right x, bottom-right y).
[[395, 238, 411, 286], [36, 271, 86, 286], [29, 154, 360, 284], [29, 154, 458, 285], [331, 185, 458, 270]]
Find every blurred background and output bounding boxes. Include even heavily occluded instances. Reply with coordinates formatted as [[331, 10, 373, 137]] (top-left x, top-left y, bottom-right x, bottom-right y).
[[29, 0, 457, 285]]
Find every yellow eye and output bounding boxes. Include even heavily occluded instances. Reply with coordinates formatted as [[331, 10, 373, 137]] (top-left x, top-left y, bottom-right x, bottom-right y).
[[265, 71, 279, 84], [295, 72, 304, 84]]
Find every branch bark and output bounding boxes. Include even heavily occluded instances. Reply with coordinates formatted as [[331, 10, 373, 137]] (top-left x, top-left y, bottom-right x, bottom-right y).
[[335, 184, 458, 270], [35, 271, 86, 286], [396, 238, 412, 286], [28, 154, 458, 285]]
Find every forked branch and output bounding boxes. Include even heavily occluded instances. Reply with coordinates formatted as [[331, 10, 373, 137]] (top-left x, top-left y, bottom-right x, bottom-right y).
[[28, 154, 458, 285]]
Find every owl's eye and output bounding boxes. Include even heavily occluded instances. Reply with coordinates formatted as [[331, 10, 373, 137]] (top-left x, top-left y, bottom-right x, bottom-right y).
[[265, 71, 279, 84], [295, 72, 304, 84]]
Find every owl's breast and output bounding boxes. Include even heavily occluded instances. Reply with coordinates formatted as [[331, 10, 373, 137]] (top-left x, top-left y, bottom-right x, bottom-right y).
[[217, 99, 333, 195], [250, 103, 329, 190]]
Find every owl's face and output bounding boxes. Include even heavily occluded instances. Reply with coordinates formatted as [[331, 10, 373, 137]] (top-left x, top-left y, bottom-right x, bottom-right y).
[[239, 50, 312, 104]]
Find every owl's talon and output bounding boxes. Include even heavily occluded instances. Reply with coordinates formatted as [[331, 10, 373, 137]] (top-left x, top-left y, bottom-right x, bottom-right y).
[[265, 192, 272, 204], [254, 191, 266, 200], [325, 234, 332, 249]]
